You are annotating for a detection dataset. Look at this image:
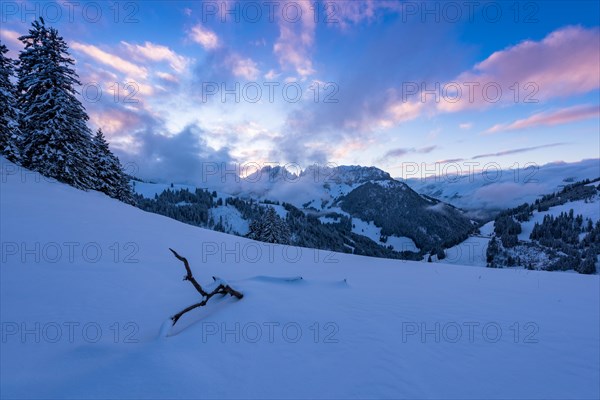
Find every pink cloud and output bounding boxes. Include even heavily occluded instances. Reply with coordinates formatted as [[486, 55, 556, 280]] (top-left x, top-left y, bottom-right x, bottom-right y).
[[486, 104, 599, 133], [382, 100, 425, 125], [438, 26, 600, 112], [71, 42, 148, 79], [121, 41, 189, 73], [156, 71, 179, 83], [0, 29, 20, 45], [273, 1, 316, 77], [188, 24, 219, 50], [225, 53, 259, 80], [0, 29, 23, 55]]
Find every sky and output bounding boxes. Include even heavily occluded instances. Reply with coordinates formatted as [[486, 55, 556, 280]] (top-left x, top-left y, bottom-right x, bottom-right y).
[[1, 0, 599, 183]]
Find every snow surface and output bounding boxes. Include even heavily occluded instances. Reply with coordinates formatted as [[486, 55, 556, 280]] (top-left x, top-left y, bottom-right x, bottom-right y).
[[351, 217, 419, 253], [432, 221, 495, 267], [1, 158, 599, 399], [209, 205, 249, 236]]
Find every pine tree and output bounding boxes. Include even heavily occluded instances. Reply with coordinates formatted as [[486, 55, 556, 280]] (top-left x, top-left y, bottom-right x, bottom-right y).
[[92, 128, 134, 203], [0, 43, 22, 162], [486, 237, 499, 263], [114, 168, 135, 204], [247, 206, 291, 244], [436, 247, 446, 260], [17, 18, 95, 189]]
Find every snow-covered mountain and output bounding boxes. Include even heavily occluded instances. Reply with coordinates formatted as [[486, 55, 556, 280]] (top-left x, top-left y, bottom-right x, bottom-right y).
[[227, 164, 394, 208], [404, 159, 600, 219], [133, 164, 475, 256], [2, 157, 599, 399]]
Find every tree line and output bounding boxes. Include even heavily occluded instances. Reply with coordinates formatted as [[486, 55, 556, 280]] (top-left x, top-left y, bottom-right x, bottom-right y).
[[486, 179, 599, 274], [0, 18, 133, 203]]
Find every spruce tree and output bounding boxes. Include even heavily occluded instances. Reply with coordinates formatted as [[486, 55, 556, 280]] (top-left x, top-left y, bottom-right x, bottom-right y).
[[92, 128, 134, 203], [17, 18, 94, 189], [0, 43, 22, 162], [247, 206, 291, 244]]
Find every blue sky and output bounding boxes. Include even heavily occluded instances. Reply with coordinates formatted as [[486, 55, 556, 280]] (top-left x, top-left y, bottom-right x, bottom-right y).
[[1, 0, 598, 182]]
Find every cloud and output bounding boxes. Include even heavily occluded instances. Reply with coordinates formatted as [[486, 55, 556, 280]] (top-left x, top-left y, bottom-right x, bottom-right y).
[[187, 24, 259, 81], [225, 53, 260, 80], [122, 124, 233, 186], [380, 145, 437, 161], [486, 105, 599, 133], [71, 42, 148, 79], [97, 109, 235, 186], [381, 100, 425, 126], [434, 143, 570, 164], [471, 181, 551, 210], [471, 143, 568, 160], [275, 17, 466, 163], [436, 158, 465, 164], [269, 0, 404, 79], [438, 26, 600, 112], [0, 29, 22, 52], [189, 23, 219, 50], [459, 122, 473, 130], [156, 71, 179, 83], [325, 0, 403, 29], [121, 41, 189, 73], [273, 0, 316, 77], [264, 69, 280, 80]]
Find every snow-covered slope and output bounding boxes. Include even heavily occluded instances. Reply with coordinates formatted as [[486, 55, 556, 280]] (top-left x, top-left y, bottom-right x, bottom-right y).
[[405, 159, 600, 218], [439, 187, 600, 269], [1, 158, 599, 399], [518, 196, 600, 242]]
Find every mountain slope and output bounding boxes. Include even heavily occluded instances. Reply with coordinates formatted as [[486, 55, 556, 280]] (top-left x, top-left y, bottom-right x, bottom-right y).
[[2, 158, 598, 399], [336, 180, 474, 251]]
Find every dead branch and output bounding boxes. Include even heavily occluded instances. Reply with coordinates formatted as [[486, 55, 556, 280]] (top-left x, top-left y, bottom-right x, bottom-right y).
[[169, 248, 243, 326]]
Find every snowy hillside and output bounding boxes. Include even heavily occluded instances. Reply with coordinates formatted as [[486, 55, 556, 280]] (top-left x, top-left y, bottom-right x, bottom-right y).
[[2, 159, 599, 399], [405, 159, 600, 218], [438, 181, 600, 271]]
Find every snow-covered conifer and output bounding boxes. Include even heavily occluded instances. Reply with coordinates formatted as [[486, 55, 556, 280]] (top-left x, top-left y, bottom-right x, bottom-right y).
[[247, 206, 290, 244], [0, 43, 22, 162], [17, 18, 94, 189], [92, 128, 134, 203]]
